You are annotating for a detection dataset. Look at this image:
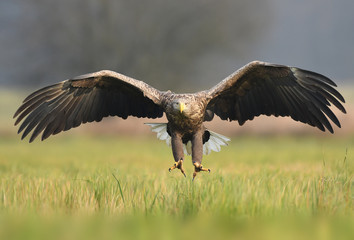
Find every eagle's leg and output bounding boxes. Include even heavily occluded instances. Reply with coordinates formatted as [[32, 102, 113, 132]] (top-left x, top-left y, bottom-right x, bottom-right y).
[[192, 131, 210, 180], [168, 133, 186, 177]]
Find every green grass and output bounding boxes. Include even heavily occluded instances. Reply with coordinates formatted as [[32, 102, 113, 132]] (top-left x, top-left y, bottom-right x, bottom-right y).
[[0, 135, 353, 239]]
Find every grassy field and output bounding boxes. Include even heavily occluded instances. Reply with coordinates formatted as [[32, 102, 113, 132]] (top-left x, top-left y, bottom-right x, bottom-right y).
[[0, 88, 353, 239], [0, 134, 353, 240]]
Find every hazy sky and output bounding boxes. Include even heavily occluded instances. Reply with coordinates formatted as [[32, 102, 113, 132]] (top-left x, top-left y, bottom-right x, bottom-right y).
[[251, 0, 354, 82], [1, 0, 353, 88], [195, 0, 354, 87]]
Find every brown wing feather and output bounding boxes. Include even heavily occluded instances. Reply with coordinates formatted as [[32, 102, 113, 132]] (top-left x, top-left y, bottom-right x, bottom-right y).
[[206, 61, 346, 133], [14, 70, 164, 142]]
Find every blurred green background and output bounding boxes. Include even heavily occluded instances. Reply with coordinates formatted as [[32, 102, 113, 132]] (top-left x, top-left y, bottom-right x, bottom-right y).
[[1, 0, 354, 239]]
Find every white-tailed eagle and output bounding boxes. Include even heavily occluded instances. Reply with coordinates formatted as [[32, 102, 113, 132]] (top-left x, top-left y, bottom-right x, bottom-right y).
[[14, 61, 346, 178]]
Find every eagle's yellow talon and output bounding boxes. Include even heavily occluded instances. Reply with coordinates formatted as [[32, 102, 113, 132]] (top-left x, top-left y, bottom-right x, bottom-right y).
[[169, 159, 185, 177], [192, 162, 211, 180]]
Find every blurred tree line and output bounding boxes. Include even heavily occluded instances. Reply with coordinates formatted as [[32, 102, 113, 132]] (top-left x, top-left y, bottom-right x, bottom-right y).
[[1, 0, 271, 91]]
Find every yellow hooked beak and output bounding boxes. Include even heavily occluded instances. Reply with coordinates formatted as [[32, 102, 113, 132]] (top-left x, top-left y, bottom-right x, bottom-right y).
[[179, 102, 185, 113]]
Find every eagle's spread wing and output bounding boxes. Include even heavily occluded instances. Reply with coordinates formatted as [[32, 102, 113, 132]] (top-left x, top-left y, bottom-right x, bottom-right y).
[[206, 61, 346, 132], [14, 70, 164, 142]]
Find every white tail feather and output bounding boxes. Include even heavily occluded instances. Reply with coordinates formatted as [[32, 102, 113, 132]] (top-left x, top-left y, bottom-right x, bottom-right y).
[[145, 123, 230, 155], [145, 123, 171, 146]]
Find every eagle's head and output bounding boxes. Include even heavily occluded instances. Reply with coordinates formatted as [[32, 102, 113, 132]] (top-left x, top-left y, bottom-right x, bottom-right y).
[[166, 96, 203, 124], [171, 100, 189, 115]]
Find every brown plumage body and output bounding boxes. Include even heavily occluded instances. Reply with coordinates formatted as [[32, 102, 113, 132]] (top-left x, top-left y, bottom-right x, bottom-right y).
[[13, 61, 346, 178]]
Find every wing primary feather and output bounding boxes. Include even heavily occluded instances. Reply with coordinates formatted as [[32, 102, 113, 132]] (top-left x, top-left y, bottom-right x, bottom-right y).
[[288, 84, 339, 128], [17, 91, 65, 134], [20, 91, 71, 140], [310, 91, 331, 106], [300, 77, 345, 102], [14, 89, 63, 124], [304, 98, 333, 133], [289, 86, 327, 128], [39, 93, 76, 140], [317, 90, 346, 113], [22, 83, 62, 103], [20, 103, 51, 139], [302, 91, 340, 128], [14, 87, 61, 118], [30, 96, 74, 142], [294, 68, 337, 86], [42, 112, 64, 140]]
